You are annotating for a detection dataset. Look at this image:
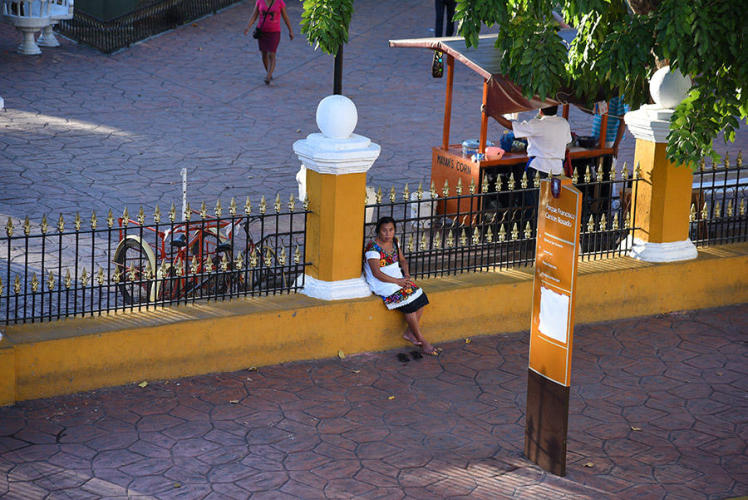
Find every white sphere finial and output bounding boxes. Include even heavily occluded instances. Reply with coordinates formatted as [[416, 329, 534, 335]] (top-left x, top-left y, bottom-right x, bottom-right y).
[[316, 95, 358, 139], [649, 66, 691, 109]]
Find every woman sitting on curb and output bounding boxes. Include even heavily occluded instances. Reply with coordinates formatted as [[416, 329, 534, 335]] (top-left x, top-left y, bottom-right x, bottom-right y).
[[364, 217, 439, 356]]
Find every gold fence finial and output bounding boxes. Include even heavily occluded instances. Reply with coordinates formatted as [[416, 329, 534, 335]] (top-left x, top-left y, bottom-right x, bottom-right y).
[[294, 245, 301, 264], [31, 273, 38, 293], [699, 157, 706, 172], [635, 162, 642, 178], [200, 201, 207, 219], [289, 194, 296, 212], [260, 196, 267, 214], [13, 275, 21, 294], [727, 199, 733, 217], [737, 151, 743, 168], [74, 212, 81, 231], [572, 167, 579, 184], [175, 259, 184, 276], [41, 214, 48, 234], [81, 267, 89, 287], [701, 201, 709, 219], [624, 211, 631, 228], [612, 212, 619, 230], [621, 162, 628, 179], [407, 234, 414, 252], [184, 202, 192, 222], [446, 230, 455, 248], [90, 210, 97, 229], [430, 181, 438, 199], [250, 248, 258, 268], [459, 228, 467, 246], [508, 173, 515, 190], [23, 216, 30, 236], [481, 178, 489, 193], [205, 256, 215, 273], [689, 203, 696, 222], [230, 197, 237, 216], [168, 203, 176, 223], [456, 178, 463, 195], [113, 267, 121, 284], [587, 215, 595, 232], [64, 269, 72, 289], [403, 183, 410, 201], [433, 231, 441, 249], [264, 248, 273, 267], [190, 255, 199, 274], [714, 201, 721, 218], [275, 193, 282, 213], [442, 179, 450, 197], [154, 205, 161, 224], [303, 195, 310, 211], [97, 266, 104, 286], [245, 196, 252, 215], [486, 226, 494, 243], [723, 151, 730, 169], [511, 223, 518, 240], [534, 172, 541, 188], [739, 199, 745, 216], [524, 222, 532, 239], [215, 199, 223, 217], [389, 186, 396, 203], [221, 252, 231, 271], [596, 163, 604, 182], [376, 187, 383, 204], [0, 276, 3, 297], [137, 206, 145, 225], [58, 213, 65, 232], [599, 214, 607, 231], [521, 171, 528, 189], [235, 251, 244, 270], [472, 227, 480, 244], [278, 247, 287, 266], [122, 208, 128, 227], [469, 178, 476, 194], [584, 166, 591, 183], [417, 182, 424, 200]]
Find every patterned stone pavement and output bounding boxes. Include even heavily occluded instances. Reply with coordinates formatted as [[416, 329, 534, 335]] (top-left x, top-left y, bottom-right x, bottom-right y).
[[0, 304, 746, 498], [1, 0, 746, 223]]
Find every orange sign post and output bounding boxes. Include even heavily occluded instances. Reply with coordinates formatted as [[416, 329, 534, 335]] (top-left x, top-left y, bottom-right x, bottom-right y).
[[524, 176, 582, 477]]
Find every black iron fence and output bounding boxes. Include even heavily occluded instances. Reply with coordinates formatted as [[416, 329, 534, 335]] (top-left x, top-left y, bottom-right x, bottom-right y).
[[1, 195, 309, 325], [58, 0, 239, 53], [689, 152, 747, 246], [364, 163, 641, 279]]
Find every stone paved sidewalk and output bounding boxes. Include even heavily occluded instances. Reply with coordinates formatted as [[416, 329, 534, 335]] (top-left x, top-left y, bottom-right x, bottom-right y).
[[1, 0, 746, 222], [0, 304, 746, 499]]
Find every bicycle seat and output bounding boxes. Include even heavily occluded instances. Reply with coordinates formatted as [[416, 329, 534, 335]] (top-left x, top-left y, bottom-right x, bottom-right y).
[[170, 234, 187, 248], [216, 242, 232, 252]]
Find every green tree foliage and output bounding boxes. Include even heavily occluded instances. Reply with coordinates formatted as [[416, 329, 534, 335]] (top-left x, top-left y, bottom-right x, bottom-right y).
[[454, 0, 746, 167], [300, 0, 354, 55]]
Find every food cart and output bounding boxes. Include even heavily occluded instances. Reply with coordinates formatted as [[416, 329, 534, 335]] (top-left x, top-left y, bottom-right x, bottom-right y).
[[389, 33, 621, 214]]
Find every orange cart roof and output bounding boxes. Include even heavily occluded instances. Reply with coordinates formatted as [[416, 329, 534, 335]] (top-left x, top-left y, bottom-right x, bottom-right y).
[[389, 30, 584, 117]]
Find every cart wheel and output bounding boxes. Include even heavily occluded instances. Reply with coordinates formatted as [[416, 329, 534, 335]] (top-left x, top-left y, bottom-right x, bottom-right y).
[[113, 235, 157, 305]]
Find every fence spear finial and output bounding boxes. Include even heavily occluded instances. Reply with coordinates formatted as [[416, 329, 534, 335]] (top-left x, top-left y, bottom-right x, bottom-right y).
[[275, 193, 281, 213], [456, 178, 463, 195], [199, 201, 207, 219], [521, 171, 528, 189], [107, 209, 115, 228], [74, 212, 81, 231], [41, 214, 48, 234], [90, 210, 97, 229], [137, 207, 145, 225], [230, 197, 237, 216], [58, 214, 65, 232], [417, 182, 424, 200], [245, 196, 252, 215], [288, 194, 295, 212], [259, 196, 267, 215], [13, 275, 21, 294], [389, 186, 396, 203], [215, 199, 223, 217], [403, 184, 410, 202], [23, 216, 30, 236], [153, 205, 161, 224], [442, 179, 450, 197], [168, 203, 176, 223], [511, 223, 519, 240], [31, 273, 38, 293]]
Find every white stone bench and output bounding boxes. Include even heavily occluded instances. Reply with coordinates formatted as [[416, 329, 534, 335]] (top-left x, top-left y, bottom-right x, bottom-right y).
[[1, 0, 72, 54]]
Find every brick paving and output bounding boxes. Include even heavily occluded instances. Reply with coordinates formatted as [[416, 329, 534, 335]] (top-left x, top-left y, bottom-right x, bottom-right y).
[[1, 0, 746, 222], [0, 304, 746, 498]]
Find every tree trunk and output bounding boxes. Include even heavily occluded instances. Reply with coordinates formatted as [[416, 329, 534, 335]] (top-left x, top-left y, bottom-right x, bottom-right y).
[[334, 44, 343, 95]]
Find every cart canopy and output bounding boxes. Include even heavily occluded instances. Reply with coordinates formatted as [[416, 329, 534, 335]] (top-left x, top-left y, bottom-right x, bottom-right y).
[[389, 31, 586, 120]]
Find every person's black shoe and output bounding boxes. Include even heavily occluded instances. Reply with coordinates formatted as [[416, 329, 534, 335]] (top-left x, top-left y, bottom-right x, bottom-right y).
[[397, 353, 410, 363]]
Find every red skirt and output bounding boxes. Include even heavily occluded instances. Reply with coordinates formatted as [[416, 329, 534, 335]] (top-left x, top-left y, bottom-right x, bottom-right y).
[[258, 31, 281, 53]]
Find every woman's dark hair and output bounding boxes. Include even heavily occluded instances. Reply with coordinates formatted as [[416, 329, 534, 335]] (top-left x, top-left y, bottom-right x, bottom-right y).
[[375, 216, 396, 236], [541, 105, 558, 116]]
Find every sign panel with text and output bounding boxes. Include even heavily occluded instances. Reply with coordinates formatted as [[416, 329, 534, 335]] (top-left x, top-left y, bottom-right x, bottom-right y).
[[529, 177, 582, 387]]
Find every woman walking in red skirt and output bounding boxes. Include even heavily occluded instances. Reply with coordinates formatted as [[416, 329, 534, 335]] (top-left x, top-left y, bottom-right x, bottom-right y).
[[244, 0, 294, 85]]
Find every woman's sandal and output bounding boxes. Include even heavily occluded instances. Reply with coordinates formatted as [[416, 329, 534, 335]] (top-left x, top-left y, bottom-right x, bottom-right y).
[[422, 346, 441, 356], [402, 332, 422, 347]]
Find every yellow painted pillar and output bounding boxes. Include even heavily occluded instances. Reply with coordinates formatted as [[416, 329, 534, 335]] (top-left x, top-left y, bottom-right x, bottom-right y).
[[0, 340, 16, 406], [293, 96, 381, 300], [623, 70, 697, 262]]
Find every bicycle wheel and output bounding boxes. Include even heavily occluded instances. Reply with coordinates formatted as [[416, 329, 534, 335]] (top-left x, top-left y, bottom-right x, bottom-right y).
[[113, 235, 157, 305]]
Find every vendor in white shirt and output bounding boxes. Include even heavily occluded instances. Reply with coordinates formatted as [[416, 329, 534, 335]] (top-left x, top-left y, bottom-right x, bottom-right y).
[[495, 105, 572, 178]]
